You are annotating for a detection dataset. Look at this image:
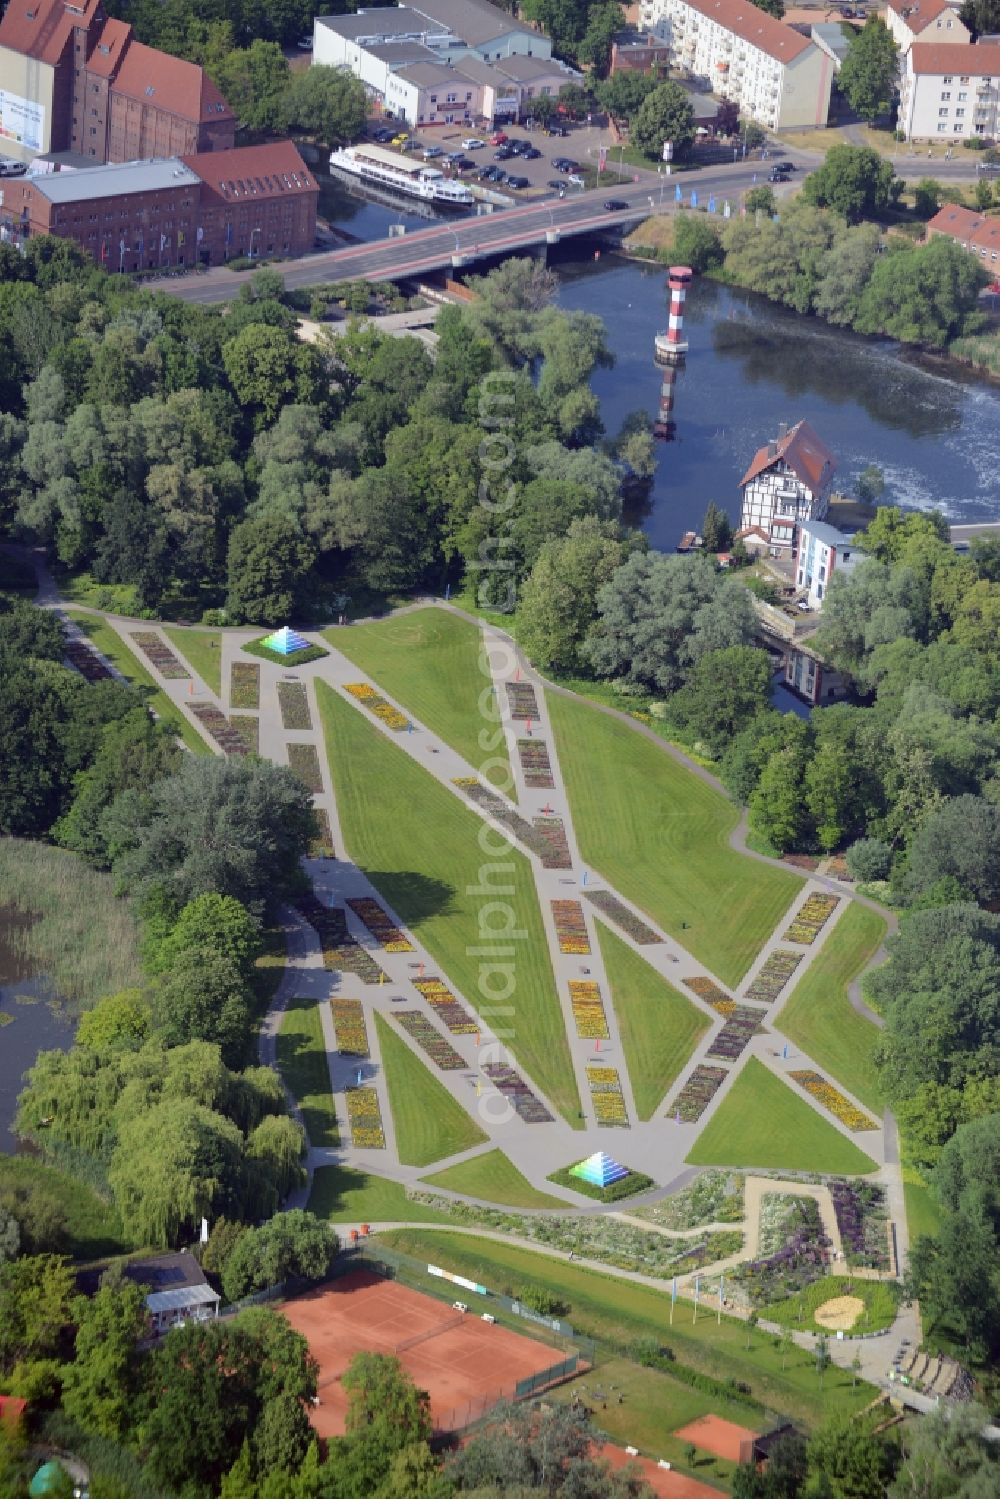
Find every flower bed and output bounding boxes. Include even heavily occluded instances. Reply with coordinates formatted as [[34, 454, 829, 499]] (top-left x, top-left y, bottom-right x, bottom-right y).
[[552, 900, 590, 955], [394, 1010, 465, 1070], [731, 1193, 831, 1309], [230, 661, 260, 709], [669, 1066, 729, 1122], [277, 681, 312, 731], [287, 742, 324, 793], [345, 1086, 385, 1149], [517, 738, 555, 789], [761, 1274, 900, 1335], [584, 891, 661, 945], [483, 1063, 553, 1123], [706, 1005, 766, 1062], [789, 1071, 877, 1132], [532, 816, 572, 870], [634, 1171, 745, 1230], [64, 639, 112, 681], [830, 1180, 890, 1270], [506, 682, 539, 721], [587, 1065, 628, 1127], [684, 976, 736, 1016], [784, 893, 840, 945], [744, 950, 802, 1005], [228, 714, 259, 753], [297, 895, 386, 983], [453, 779, 567, 867], [345, 681, 409, 731], [347, 897, 414, 952], [189, 703, 249, 755], [130, 631, 189, 679], [332, 998, 369, 1056], [414, 977, 478, 1035], [309, 808, 335, 859], [569, 980, 609, 1040]]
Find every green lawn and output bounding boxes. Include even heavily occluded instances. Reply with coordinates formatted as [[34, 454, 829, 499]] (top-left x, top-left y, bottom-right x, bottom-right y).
[[276, 995, 338, 1147], [316, 681, 580, 1124], [687, 1059, 878, 1175], [64, 611, 210, 756], [596, 921, 710, 1120], [762, 1276, 900, 1336], [307, 1165, 454, 1224], [0, 1156, 129, 1260], [162, 626, 222, 696], [903, 1164, 941, 1242], [421, 1149, 568, 1209], [376, 1012, 487, 1166], [325, 607, 511, 786], [376, 1229, 875, 1428], [774, 904, 886, 1112], [547, 692, 802, 987]]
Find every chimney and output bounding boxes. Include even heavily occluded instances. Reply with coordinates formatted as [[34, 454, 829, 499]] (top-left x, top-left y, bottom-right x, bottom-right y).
[[777, 421, 788, 439], [767, 441, 777, 458]]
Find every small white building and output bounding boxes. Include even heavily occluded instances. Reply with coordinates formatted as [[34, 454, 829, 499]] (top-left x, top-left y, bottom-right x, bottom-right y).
[[146, 1283, 221, 1337], [898, 40, 1000, 139], [883, 0, 969, 58], [795, 517, 858, 608], [637, 0, 834, 130], [738, 420, 836, 559]]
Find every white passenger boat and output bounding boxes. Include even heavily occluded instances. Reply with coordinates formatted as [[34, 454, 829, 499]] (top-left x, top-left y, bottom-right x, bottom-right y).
[[329, 143, 473, 207]]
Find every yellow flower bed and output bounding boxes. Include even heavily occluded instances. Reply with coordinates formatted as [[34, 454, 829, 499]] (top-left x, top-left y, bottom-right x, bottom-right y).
[[346, 683, 377, 701], [789, 1070, 877, 1132], [332, 999, 369, 1056], [684, 976, 734, 1013], [587, 1065, 628, 1126], [346, 1086, 385, 1148], [570, 980, 609, 1039], [783, 893, 840, 945], [344, 682, 409, 731]]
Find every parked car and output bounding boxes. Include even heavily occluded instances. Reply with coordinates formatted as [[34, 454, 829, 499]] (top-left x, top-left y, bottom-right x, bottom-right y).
[[494, 145, 514, 160], [400, 139, 420, 151], [603, 198, 629, 211], [423, 145, 444, 159], [567, 172, 584, 187], [478, 165, 503, 180], [452, 156, 475, 171], [462, 137, 485, 149], [547, 178, 567, 191], [391, 133, 409, 145], [490, 130, 508, 145], [507, 139, 529, 154], [296, 36, 312, 49], [554, 158, 578, 173], [521, 146, 541, 159], [506, 174, 530, 189], [774, 160, 796, 172], [373, 128, 394, 142], [769, 167, 790, 182]]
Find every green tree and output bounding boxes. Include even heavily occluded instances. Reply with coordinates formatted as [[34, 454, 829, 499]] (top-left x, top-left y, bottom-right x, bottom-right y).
[[255, 1391, 312, 1476], [751, 0, 784, 12], [220, 1210, 332, 1303], [856, 235, 985, 347], [578, 1, 625, 74], [856, 464, 886, 505], [673, 214, 724, 272], [152, 892, 263, 979], [959, 0, 1000, 38], [744, 185, 777, 216], [845, 836, 891, 883], [701, 501, 732, 552], [631, 81, 695, 160], [0, 1254, 76, 1370], [802, 145, 898, 223], [212, 41, 289, 131], [518, 516, 629, 674], [225, 513, 316, 625], [596, 70, 660, 121], [153, 948, 252, 1060], [805, 1411, 896, 1497], [748, 742, 809, 853], [222, 324, 326, 429], [837, 17, 899, 124], [55, 707, 180, 869], [76, 990, 150, 1054], [61, 1280, 147, 1439], [804, 740, 858, 851], [671, 645, 772, 751], [280, 65, 367, 145], [913, 177, 943, 220], [890, 1400, 1000, 1496], [902, 795, 1000, 903]]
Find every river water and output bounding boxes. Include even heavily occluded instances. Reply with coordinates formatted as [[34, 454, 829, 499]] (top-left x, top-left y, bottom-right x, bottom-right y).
[[0, 907, 74, 1153]]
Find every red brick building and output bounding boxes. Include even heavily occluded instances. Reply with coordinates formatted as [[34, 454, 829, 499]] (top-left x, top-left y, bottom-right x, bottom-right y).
[[0, 141, 318, 269], [926, 202, 1000, 275], [0, 0, 234, 164]]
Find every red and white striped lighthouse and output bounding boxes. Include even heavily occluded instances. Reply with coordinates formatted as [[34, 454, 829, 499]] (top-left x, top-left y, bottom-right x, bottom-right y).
[[654, 265, 693, 366]]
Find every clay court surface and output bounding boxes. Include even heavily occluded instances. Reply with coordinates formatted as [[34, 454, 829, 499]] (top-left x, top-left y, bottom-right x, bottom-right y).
[[282, 1270, 566, 1438], [602, 1443, 723, 1499], [673, 1414, 759, 1463]]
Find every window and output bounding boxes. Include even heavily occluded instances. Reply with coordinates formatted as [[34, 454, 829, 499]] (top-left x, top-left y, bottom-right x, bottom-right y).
[[939, 107, 949, 116], [959, 91, 967, 101], [941, 91, 951, 99], [944, 75, 953, 83], [956, 107, 965, 117], [960, 76, 969, 84], [954, 122, 964, 131], [937, 122, 947, 131]]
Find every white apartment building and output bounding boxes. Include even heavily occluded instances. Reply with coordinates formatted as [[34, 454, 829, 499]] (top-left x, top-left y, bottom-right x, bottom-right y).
[[638, 0, 833, 130], [738, 419, 836, 559], [898, 41, 1000, 139], [883, 0, 969, 57], [795, 518, 857, 609]]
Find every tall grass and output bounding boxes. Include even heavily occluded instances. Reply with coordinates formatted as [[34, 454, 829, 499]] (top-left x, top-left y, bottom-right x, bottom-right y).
[[0, 838, 142, 1008], [949, 332, 1000, 377]]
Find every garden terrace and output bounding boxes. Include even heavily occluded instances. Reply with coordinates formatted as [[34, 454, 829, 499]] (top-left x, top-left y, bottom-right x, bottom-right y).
[[229, 661, 260, 709], [346, 1086, 385, 1149], [332, 998, 369, 1057], [744, 951, 802, 1006], [569, 980, 610, 1040], [297, 895, 387, 983], [277, 681, 313, 731], [287, 742, 324, 792], [309, 808, 336, 859], [506, 682, 539, 721], [532, 816, 572, 871], [347, 897, 414, 952], [64, 638, 112, 681], [733, 1194, 830, 1310], [518, 738, 555, 789], [830, 1181, 890, 1271], [784, 893, 839, 946], [670, 1066, 729, 1122], [188, 702, 249, 755], [414, 977, 478, 1035], [229, 715, 259, 752], [483, 1063, 554, 1123], [129, 631, 189, 679], [345, 681, 410, 731], [585, 890, 661, 945], [394, 1010, 465, 1070], [587, 1065, 628, 1127], [552, 900, 590, 955], [706, 1005, 766, 1062], [788, 1071, 877, 1133], [685, 976, 736, 1016]]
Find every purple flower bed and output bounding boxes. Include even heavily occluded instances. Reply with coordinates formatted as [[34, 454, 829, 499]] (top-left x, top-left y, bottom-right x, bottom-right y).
[[733, 1196, 831, 1306], [830, 1179, 890, 1271]]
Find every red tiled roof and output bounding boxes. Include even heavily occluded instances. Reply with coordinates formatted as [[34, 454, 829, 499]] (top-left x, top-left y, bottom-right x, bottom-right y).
[[0, 0, 101, 66], [908, 40, 1000, 73], [86, 17, 132, 79], [740, 419, 836, 492], [682, 0, 812, 63], [886, 0, 958, 33], [0, 1396, 27, 1426], [111, 41, 233, 124], [182, 142, 318, 205], [927, 202, 1000, 253]]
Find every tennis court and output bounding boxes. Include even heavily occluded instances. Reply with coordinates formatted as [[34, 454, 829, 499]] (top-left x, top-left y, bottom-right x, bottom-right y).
[[283, 1269, 573, 1438]]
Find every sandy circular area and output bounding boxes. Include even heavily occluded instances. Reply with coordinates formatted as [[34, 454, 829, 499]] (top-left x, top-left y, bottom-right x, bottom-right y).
[[814, 1295, 865, 1330]]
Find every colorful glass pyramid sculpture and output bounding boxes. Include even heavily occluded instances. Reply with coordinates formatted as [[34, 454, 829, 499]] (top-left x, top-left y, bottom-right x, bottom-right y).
[[570, 1152, 629, 1188], [261, 626, 311, 656]]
